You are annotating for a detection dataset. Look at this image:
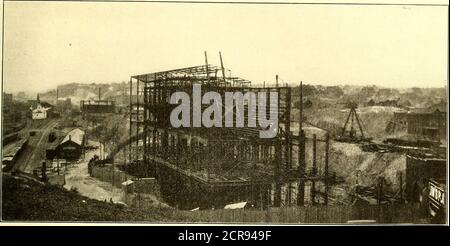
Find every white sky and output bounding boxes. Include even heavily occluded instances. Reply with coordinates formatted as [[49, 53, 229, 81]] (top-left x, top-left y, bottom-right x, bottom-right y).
[[2, 1, 448, 93]]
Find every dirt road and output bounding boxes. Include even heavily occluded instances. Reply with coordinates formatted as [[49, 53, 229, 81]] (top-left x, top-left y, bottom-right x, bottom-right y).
[[64, 140, 123, 203]]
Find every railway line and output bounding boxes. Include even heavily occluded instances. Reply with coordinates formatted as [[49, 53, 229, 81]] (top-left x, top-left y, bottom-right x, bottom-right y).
[[11, 119, 59, 173]]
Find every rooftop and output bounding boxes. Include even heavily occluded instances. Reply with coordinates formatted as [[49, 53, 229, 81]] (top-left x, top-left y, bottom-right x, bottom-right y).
[[132, 64, 252, 88], [61, 128, 85, 146]]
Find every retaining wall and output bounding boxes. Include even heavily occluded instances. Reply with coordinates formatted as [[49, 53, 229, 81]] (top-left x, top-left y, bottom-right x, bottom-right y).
[[91, 164, 134, 189], [90, 164, 163, 208]]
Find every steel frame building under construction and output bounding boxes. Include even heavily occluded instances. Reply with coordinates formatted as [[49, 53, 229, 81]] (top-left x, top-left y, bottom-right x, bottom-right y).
[[128, 55, 333, 209]]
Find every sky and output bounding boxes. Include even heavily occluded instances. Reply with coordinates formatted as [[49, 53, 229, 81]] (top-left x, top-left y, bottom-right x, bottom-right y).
[[2, 1, 448, 93]]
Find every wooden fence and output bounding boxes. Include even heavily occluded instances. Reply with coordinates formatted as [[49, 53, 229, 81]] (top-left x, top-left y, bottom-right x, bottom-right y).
[[173, 204, 429, 224]]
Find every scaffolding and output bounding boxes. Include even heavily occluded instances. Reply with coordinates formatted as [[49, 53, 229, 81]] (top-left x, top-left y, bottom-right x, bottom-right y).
[[128, 56, 333, 209]]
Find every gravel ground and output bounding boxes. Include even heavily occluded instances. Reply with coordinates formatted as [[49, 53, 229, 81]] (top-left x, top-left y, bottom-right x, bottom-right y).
[[63, 140, 123, 203]]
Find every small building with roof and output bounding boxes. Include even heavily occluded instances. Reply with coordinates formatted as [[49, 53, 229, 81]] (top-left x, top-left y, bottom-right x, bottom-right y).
[[31, 103, 53, 119], [406, 109, 446, 141], [46, 128, 85, 160], [30, 94, 54, 120], [405, 153, 446, 203]]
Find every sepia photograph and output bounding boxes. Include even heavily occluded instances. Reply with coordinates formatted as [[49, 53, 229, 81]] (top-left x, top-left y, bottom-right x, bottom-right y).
[[0, 0, 448, 225]]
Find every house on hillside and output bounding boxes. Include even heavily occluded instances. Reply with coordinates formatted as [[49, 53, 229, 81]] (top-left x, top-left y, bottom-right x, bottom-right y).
[[366, 99, 376, 107], [398, 99, 412, 108], [31, 102, 53, 119], [30, 94, 53, 119], [378, 99, 399, 107], [428, 99, 447, 112], [406, 109, 446, 141]]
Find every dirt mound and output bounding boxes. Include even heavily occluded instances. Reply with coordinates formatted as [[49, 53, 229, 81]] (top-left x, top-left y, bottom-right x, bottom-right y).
[[296, 107, 399, 140], [329, 142, 405, 193]]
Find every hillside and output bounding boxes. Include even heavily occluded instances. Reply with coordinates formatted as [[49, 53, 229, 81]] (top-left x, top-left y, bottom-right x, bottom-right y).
[[19, 82, 448, 111], [291, 84, 447, 109], [2, 174, 192, 222], [38, 82, 130, 106]]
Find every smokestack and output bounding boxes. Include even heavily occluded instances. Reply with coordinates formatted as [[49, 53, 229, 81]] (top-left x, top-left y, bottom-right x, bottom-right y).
[[276, 75, 279, 88], [98, 87, 101, 101]]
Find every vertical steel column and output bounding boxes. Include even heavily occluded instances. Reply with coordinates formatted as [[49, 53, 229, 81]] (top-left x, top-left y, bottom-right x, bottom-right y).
[[297, 130, 305, 206], [162, 130, 169, 158], [136, 77, 140, 160], [324, 132, 330, 205], [273, 140, 282, 207], [151, 85, 155, 157], [285, 87, 292, 205], [297, 82, 305, 206], [129, 77, 132, 164], [311, 134, 317, 205], [143, 84, 148, 169], [153, 129, 157, 156]]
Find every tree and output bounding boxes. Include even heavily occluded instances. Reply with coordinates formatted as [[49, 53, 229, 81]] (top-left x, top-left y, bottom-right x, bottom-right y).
[[360, 86, 377, 99], [324, 86, 344, 98], [293, 84, 318, 97]]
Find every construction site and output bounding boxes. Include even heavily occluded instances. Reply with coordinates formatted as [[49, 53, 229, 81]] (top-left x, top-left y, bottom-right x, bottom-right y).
[[3, 52, 445, 223], [2, 53, 446, 222], [112, 53, 337, 210], [72, 52, 442, 214], [2, 2, 447, 226]]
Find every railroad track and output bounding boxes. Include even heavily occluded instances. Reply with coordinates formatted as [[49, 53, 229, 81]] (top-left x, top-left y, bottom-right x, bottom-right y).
[[12, 119, 59, 173]]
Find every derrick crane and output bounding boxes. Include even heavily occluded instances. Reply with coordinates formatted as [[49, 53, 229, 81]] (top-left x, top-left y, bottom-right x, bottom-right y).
[[337, 101, 371, 143]]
